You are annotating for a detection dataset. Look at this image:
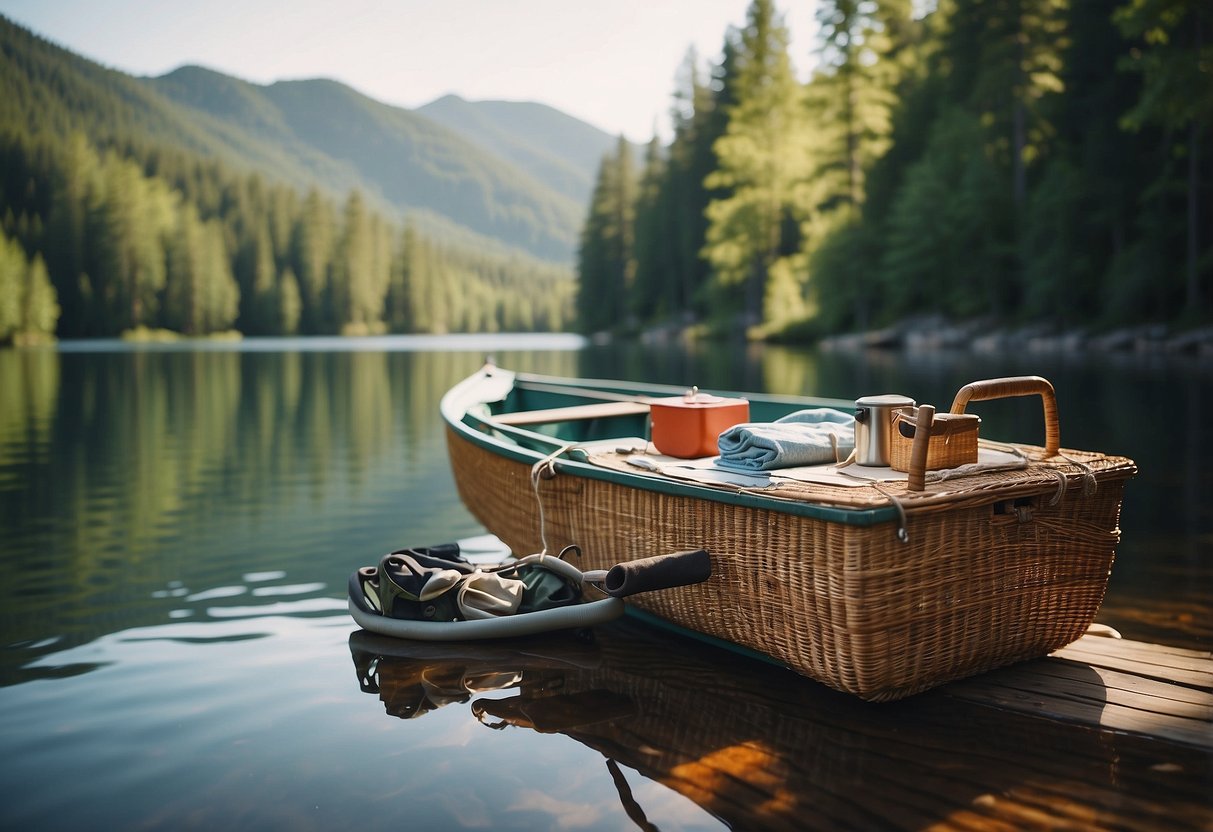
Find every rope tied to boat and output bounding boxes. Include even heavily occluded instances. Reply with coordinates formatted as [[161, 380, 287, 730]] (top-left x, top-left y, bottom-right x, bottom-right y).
[[1042, 452, 1098, 506], [530, 442, 578, 555], [871, 483, 911, 543]]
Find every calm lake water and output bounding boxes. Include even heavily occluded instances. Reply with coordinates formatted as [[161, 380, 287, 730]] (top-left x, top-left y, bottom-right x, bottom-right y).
[[1, 334, 1209, 830]]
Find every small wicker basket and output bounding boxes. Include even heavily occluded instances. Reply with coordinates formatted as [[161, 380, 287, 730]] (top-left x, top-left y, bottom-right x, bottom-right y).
[[890, 408, 980, 472]]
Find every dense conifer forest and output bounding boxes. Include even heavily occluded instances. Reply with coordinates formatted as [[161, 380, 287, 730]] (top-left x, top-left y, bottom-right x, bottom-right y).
[[2, 3, 1208, 345], [577, 0, 1212, 338], [0, 16, 575, 343]]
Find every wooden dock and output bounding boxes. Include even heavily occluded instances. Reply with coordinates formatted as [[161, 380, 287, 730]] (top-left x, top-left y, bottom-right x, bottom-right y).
[[944, 631, 1212, 751], [351, 623, 1213, 830]]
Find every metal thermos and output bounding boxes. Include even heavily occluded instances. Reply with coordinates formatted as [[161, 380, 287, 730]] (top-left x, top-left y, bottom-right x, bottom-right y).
[[854, 394, 916, 467]]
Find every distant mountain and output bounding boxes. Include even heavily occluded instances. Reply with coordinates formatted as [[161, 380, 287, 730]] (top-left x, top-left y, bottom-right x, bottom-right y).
[[418, 95, 624, 205], [146, 68, 583, 261], [0, 16, 608, 262]]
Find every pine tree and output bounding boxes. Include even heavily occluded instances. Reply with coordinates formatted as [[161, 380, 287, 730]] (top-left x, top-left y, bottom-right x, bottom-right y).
[[879, 106, 1011, 318], [703, 0, 812, 328], [944, 0, 1068, 212], [814, 0, 912, 213], [367, 212, 391, 331], [43, 134, 96, 336], [611, 136, 637, 325], [1115, 0, 1213, 318], [163, 203, 205, 334], [808, 0, 917, 330], [250, 221, 278, 333], [199, 219, 239, 332], [21, 253, 59, 337], [277, 267, 302, 335], [630, 136, 671, 321], [291, 189, 334, 333], [385, 223, 415, 332], [332, 190, 384, 333], [575, 138, 636, 333], [1021, 0, 1145, 325], [0, 229, 60, 342], [164, 203, 239, 335], [667, 47, 725, 319], [0, 230, 23, 339]]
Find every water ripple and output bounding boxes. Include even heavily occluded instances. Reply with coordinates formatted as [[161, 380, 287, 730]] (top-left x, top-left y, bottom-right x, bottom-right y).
[[205, 598, 347, 618], [251, 582, 327, 597], [243, 571, 287, 583], [184, 586, 248, 603]]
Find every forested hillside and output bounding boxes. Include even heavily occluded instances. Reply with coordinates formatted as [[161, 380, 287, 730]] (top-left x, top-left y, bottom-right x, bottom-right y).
[[147, 68, 584, 261], [578, 0, 1212, 338], [0, 15, 576, 341]]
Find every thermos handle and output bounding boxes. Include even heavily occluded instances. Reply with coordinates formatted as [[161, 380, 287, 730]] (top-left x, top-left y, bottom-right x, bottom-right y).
[[949, 376, 1060, 457]]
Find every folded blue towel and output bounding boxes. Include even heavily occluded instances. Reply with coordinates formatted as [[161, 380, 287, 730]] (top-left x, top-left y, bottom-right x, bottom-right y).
[[717, 408, 855, 471]]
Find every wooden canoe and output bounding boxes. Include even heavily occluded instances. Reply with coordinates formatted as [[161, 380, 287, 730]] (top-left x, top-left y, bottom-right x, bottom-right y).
[[441, 365, 1137, 701]]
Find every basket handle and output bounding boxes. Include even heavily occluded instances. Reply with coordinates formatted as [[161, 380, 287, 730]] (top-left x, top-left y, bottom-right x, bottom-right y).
[[949, 376, 1060, 456], [906, 404, 935, 492]]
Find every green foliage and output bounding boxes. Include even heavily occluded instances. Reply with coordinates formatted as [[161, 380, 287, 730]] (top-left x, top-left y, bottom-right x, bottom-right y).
[[641, 47, 724, 322], [1115, 0, 1213, 133], [879, 107, 1014, 319], [0, 227, 59, 343], [813, 0, 913, 211], [0, 231, 23, 338], [163, 204, 240, 335], [577, 0, 1211, 336], [630, 138, 671, 320], [576, 138, 636, 333], [22, 254, 58, 336], [0, 16, 577, 340], [0, 124, 574, 338], [292, 189, 335, 333], [1115, 0, 1213, 316], [805, 214, 878, 332], [703, 0, 813, 326], [0, 16, 577, 263]]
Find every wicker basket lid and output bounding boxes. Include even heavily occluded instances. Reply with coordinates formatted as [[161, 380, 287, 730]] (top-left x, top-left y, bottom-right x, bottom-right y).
[[895, 410, 980, 439]]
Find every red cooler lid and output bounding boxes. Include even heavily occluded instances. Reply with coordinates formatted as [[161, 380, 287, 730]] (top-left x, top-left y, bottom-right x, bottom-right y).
[[650, 387, 747, 408]]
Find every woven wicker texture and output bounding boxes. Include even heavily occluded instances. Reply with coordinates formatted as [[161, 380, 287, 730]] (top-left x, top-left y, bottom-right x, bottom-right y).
[[585, 442, 1133, 512], [889, 412, 979, 472], [448, 427, 1134, 701]]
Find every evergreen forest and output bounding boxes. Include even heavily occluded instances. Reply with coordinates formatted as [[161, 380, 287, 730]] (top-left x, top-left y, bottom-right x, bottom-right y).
[[577, 0, 1212, 339], [0, 16, 575, 343]]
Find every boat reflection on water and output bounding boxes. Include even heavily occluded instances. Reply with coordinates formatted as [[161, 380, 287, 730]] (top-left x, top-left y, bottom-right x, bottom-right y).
[[349, 629, 626, 728], [348, 620, 1210, 831]]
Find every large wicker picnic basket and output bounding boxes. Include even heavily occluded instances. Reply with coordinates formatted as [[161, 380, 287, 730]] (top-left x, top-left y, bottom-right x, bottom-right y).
[[447, 375, 1137, 701]]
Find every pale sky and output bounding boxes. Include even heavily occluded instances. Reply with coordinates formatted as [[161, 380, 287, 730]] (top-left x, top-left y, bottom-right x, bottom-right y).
[[0, 0, 822, 142]]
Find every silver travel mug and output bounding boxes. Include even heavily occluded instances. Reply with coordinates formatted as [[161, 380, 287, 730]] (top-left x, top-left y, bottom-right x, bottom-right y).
[[854, 394, 916, 467]]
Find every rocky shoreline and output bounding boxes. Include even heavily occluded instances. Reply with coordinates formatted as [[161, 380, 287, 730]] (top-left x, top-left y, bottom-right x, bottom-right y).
[[818, 316, 1213, 358]]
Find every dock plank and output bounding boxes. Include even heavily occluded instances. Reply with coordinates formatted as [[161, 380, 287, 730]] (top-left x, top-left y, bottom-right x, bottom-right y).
[[1028, 659, 1213, 708], [943, 633, 1213, 750], [1058, 639, 1213, 678]]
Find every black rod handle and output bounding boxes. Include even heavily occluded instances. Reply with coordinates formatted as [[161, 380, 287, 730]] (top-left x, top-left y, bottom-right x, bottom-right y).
[[603, 549, 711, 598]]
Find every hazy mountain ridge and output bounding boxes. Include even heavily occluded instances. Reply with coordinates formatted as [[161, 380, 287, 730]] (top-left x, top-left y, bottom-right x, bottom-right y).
[[0, 15, 614, 263], [418, 94, 625, 205], [147, 67, 586, 261]]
